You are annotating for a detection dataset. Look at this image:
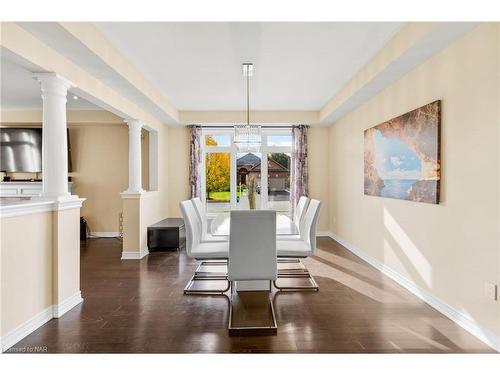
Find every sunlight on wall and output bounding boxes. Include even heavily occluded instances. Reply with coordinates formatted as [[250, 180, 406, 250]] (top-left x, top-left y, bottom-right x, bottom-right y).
[[383, 208, 432, 287]]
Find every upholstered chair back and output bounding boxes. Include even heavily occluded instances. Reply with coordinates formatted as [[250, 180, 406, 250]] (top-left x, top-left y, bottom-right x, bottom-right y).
[[295, 196, 310, 233], [301, 199, 321, 251], [180, 200, 201, 257], [191, 197, 207, 235], [228, 210, 277, 281]]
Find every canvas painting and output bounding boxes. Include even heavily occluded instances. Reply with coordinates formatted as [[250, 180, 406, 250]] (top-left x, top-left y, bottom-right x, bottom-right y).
[[364, 100, 441, 204]]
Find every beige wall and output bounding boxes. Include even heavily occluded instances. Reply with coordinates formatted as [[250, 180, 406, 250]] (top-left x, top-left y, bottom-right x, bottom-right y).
[[329, 24, 500, 335], [122, 196, 141, 252], [1, 211, 53, 336], [122, 193, 167, 253], [69, 123, 128, 233], [53, 207, 82, 306], [1, 205, 82, 342], [167, 127, 190, 217], [72, 123, 151, 233], [308, 127, 330, 231], [142, 128, 150, 191], [179, 111, 319, 125]]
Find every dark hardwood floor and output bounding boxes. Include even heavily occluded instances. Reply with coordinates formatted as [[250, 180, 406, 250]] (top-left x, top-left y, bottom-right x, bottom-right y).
[[7, 237, 495, 353]]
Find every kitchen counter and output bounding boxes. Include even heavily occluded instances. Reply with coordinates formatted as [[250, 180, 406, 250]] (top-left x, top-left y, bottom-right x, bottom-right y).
[[0, 181, 73, 198]]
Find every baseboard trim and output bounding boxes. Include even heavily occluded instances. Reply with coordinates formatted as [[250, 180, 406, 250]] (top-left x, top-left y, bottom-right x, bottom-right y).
[[89, 232, 120, 238], [320, 231, 500, 353], [1, 291, 83, 352], [0, 306, 53, 353], [121, 248, 149, 260], [53, 291, 83, 318]]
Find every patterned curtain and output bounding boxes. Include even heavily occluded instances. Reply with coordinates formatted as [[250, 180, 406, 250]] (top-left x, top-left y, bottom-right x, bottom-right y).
[[291, 125, 309, 207], [188, 125, 202, 198]]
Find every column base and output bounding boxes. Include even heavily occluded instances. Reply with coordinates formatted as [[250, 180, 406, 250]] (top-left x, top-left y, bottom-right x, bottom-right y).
[[121, 249, 149, 260], [121, 190, 144, 199]]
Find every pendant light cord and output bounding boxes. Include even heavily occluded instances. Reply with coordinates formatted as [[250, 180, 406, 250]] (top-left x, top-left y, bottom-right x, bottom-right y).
[[246, 70, 250, 127]]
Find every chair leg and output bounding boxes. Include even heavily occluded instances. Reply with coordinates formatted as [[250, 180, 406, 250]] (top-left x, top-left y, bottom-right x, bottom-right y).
[[228, 284, 278, 336], [277, 258, 301, 263], [274, 259, 319, 292], [184, 260, 230, 295], [278, 263, 308, 274], [194, 260, 228, 276], [184, 274, 231, 295]]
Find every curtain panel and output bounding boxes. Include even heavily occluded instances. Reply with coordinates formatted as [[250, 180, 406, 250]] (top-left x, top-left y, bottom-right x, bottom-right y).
[[188, 125, 202, 198], [291, 124, 309, 206]]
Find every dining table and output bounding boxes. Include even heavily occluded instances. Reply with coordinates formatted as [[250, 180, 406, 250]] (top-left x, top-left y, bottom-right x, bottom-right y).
[[210, 212, 299, 237]]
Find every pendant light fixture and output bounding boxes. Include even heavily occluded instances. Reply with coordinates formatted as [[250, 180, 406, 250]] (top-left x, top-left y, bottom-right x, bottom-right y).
[[234, 63, 261, 152]]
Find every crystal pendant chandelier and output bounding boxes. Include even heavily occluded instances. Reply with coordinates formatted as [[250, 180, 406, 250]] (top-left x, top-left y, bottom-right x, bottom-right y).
[[234, 63, 261, 152]]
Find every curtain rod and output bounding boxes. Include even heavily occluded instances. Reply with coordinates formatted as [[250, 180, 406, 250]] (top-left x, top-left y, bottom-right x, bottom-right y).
[[198, 125, 295, 129]]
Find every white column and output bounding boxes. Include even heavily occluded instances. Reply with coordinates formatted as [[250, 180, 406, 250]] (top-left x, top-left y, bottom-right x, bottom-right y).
[[34, 73, 73, 200], [125, 119, 143, 193]]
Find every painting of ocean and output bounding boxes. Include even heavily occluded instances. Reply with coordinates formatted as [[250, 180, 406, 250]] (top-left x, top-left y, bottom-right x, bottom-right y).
[[380, 179, 418, 200], [364, 101, 441, 204]]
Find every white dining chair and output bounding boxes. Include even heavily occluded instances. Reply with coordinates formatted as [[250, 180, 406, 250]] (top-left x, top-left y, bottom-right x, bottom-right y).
[[228, 210, 277, 282], [180, 200, 230, 295], [294, 196, 310, 231], [228, 210, 277, 332], [191, 197, 228, 242], [275, 199, 321, 291], [277, 195, 310, 241]]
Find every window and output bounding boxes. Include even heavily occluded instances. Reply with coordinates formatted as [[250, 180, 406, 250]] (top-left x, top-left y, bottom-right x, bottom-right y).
[[205, 134, 231, 147], [266, 152, 291, 213], [267, 134, 292, 147], [237, 152, 262, 209], [205, 152, 231, 213], [200, 127, 293, 216]]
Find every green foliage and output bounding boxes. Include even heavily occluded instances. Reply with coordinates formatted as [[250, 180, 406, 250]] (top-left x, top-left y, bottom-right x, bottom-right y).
[[208, 191, 230, 201], [269, 153, 290, 169]]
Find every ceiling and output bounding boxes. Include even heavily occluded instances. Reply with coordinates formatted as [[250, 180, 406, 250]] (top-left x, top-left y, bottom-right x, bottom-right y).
[[1, 22, 476, 126], [95, 22, 404, 111], [1, 22, 405, 116], [0, 53, 100, 110]]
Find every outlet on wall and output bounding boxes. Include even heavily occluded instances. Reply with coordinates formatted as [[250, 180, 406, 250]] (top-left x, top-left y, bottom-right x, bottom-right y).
[[118, 212, 124, 237], [484, 282, 498, 301]]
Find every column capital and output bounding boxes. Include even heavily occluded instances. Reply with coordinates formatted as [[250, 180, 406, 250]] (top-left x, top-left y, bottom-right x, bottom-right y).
[[124, 119, 144, 132], [33, 73, 74, 95]]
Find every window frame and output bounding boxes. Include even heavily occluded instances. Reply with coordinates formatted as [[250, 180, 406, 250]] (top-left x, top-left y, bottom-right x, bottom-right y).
[[200, 127, 293, 215]]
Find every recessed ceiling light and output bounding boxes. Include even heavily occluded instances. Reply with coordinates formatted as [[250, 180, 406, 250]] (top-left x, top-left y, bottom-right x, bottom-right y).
[[72, 95, 78, 100]]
